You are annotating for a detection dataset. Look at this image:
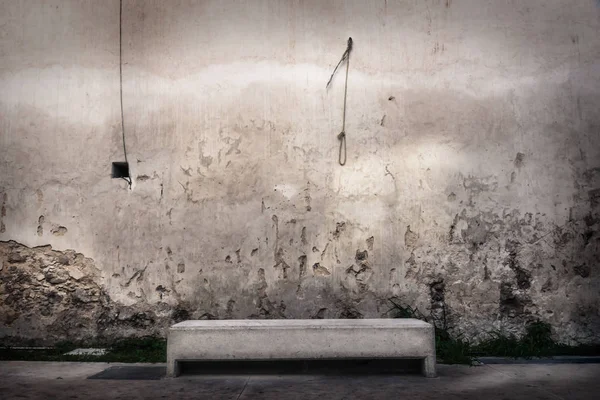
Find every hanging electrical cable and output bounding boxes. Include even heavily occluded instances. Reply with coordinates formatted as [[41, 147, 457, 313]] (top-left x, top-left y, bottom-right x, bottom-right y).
[[326, 37, 353, 166], [119, 0, 132, 188]]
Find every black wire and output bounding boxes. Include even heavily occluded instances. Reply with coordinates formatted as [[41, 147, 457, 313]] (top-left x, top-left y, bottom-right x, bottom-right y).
[[119, 0, 131, 188]]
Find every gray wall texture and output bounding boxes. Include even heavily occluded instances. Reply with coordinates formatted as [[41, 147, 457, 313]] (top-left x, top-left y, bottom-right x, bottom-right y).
[[1, 0, 599, 345]]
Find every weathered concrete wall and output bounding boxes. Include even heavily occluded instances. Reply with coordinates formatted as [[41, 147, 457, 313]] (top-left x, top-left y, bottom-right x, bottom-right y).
[[1, 0, 599, 345]]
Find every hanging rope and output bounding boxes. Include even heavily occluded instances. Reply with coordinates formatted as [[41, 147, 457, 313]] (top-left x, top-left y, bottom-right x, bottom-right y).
[[327, 37, 353, 166]]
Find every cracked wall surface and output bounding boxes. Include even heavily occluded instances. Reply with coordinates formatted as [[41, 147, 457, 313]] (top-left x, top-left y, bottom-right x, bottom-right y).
[[1, 0, 599, 345]]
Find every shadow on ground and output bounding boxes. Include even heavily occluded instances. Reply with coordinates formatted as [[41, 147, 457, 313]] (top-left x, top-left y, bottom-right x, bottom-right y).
[[0, 361, 599, 399]]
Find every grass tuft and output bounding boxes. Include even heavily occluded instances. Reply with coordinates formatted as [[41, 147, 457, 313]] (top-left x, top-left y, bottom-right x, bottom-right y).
[[0, 336, 166, 363], [2, 309, 599, 364], [388, 299, 600, 364]]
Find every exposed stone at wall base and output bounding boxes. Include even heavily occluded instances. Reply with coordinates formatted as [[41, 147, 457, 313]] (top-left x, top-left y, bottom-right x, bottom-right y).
[[0, 241, 166, 345], [1, 235, 598, 347]]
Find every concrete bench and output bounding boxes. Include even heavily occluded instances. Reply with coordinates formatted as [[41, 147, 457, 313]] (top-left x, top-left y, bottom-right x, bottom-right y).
[[167, 319, 436, 377]]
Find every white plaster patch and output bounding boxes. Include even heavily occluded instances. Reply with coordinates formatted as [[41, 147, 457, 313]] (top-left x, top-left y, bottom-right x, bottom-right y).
[[64, 348, 107, 356], [273, 184, 298, 199]]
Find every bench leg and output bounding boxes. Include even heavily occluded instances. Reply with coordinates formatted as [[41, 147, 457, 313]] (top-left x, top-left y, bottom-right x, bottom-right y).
[[166, 359, 180, 378], [422, 355, 436, 378]]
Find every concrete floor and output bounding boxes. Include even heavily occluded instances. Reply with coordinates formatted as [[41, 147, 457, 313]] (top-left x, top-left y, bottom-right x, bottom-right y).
[[0, 361, 599, 399]]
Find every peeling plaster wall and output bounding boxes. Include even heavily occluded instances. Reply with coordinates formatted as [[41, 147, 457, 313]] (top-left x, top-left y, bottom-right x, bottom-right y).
[[1, 0, 599, 345]]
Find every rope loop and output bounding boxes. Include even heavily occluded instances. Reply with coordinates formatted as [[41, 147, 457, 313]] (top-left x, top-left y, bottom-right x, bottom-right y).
[[327, 37, 353, 166], [338, 131, 347, 166]]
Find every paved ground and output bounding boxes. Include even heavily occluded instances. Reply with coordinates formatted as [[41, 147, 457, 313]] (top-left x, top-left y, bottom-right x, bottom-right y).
[[1, 361, 599, 399]]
